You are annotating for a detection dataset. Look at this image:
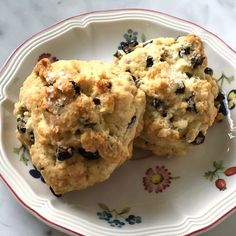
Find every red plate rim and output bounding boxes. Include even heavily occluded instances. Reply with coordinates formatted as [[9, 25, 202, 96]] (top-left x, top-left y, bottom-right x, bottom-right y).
[[1, 8, 236, 236]]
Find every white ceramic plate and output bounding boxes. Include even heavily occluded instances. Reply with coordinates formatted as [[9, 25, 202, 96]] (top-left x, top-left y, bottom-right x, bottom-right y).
[[1, 9, 236, 236]]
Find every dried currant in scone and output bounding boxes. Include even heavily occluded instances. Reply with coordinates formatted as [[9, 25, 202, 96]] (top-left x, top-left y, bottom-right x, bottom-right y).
[[79, 117, 97, 129], [78, 148, 100, 160], [186, 94, 197, 113], [93, 97, 101, 105], [146, 56, 154, 67], [215, 92, 225, 103], [56, 147, 74, 161], [175, 81, 185, 94], [179, 46, 191, 57], [83, 123, 97, 129], [113, 50, 122, 59], [152, 98, 162, 109], [191, 131, 205, 145], [160, 50, 169, 62], [215, 91, 227, 116], [28, 131, 35, 144], [130, 75, 141, 88], [118, 40, 138, 54], [17, 117, 27, 133], [151, 98, 168, 117], [127, 115, 136, 129], [190, 56, 205, 69], [107, 81, 112, 89], [143, 40, 153, 47], [185, 72, 193, 78], [70, 81, 81, 95], [19, 105, 29, 113], [50, 186, 62, 197], [204, 67, 214, 76], [218, 104, 228, 117], [127, 40, 139, 47], [16, 106, 30, 133], [169, 116, 174, 123], [131, 75, 137, 82]]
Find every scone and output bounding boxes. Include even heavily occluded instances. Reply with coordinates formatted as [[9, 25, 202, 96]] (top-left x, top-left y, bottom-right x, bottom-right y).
[[14, 59, 145, 194], [115, 34, 221, 156]]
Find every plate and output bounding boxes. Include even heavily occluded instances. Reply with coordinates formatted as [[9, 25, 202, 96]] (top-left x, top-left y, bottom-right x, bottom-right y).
[[1, 9, 236, 236]]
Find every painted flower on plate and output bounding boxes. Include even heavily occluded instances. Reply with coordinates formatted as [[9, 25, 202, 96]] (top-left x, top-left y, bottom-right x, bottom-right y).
[[123, 29, 138, 42], [143, 166, 172, 193], [97, 203, 142, 228]]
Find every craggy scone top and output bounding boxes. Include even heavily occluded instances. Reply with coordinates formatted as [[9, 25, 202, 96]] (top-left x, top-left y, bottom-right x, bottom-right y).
[[115, 35, 222, 156], [14, 59, 145, 194], [14, 34, 223, 194]]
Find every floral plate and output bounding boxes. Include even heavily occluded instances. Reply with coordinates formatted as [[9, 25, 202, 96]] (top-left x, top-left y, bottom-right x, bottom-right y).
[[1, 9, 236, 236]]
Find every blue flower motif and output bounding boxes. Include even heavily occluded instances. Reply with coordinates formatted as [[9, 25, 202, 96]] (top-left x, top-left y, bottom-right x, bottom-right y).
[[29, 168, 41, 178], [125, 215, 142, 225], [29, 165, 46, 184], [123, 29, 138, 43], [127, 29, 133, 34], [115, 29, 145, 57], [97, 203, 142, 228], [109, 219, 125, 228], [135, 216, 142, 223], [97, 211, 112, 221], [124, 33, 131, 42]]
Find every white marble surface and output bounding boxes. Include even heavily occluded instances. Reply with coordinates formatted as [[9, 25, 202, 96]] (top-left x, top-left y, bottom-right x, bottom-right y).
[[0, 0, 236, 235]]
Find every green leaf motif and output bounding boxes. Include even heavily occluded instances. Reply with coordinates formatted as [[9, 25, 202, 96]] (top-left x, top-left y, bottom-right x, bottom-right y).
[[141, 33, 146, 42], [13, 145, 29, 166], [204, 160, 225, 182], [20, 151, 29, 166], [217, 73, 235, 89], [97, 203, 142, 228], [213, 160, 224, 171], [204, 171, 215, 182], [119, 207, 130, 215], [13, 147, 21, 155], [225, 75, 234, 83], [98, 203, 110, 212]]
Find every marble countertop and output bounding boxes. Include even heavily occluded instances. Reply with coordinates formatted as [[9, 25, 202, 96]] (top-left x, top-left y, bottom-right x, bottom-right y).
[[0, 0, 236, 235]]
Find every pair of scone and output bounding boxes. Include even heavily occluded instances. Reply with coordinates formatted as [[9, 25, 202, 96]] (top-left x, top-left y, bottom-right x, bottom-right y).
[[14, 35, 222, 194]]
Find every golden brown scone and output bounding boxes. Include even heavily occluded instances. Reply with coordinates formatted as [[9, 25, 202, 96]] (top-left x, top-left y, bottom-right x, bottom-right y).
[[115, 35, 220, 156], [14, 59, 145, 194]]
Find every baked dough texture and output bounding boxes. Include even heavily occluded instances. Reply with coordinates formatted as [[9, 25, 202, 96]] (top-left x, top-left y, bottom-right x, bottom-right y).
[[14, 59, 145, 194], [14, 34, 222, 194], [115, 35, 220, 156]]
